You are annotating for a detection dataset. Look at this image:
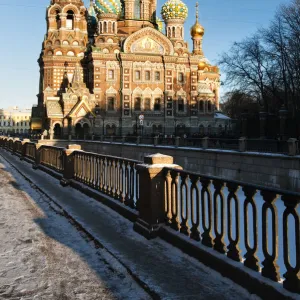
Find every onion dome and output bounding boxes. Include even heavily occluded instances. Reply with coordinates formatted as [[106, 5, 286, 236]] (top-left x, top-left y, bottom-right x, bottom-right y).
[[191, 21, 204, 38], [94, 0, 122, 16], [191, 2, 204, 38], [88, 1, 97, 26], [161, 0, 188, 22], [198, 61, 207, 70]]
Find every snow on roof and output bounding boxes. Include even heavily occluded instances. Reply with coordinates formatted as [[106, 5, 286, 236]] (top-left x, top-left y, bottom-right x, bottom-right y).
[[215, 112, 231, 120]]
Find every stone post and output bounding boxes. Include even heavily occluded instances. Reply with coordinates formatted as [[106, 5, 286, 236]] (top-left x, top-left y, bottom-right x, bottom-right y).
[[259, 111, 268, 139], [202, 137, 209, 149], [279, 107, 288, 140], [20, 139, 30, 160], [287, 138, 298, 156], [122, 136, 126, 144], [12, 138, 20, 155], [175, 136, 180, 148], [154, 136, 158, 146], [68, 134, 72, 141], [134, 154, 182, 239], [239, 137, 247, 152], [60, 144, 82, 187], [33, 141, 45, 169]]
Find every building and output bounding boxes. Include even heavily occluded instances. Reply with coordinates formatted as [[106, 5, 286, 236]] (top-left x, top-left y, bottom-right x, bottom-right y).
[[31, 0, 224, 138], [0, 107, 31, 136]]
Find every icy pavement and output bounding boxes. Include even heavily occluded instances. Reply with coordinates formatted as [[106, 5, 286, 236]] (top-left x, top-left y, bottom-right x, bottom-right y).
[[0, 156, 150, 300], [0, 150, 261, 300]]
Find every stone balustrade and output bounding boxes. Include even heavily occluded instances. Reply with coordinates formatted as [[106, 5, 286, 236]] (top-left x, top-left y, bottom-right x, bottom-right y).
[[0, 135, 299, 298]]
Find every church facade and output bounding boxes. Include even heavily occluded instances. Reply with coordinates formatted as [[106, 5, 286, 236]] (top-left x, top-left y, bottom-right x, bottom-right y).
[[31, 0, 222, 138]]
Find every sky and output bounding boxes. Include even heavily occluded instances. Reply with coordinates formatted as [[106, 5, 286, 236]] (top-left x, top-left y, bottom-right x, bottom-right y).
[[0, 0, 291, 109]]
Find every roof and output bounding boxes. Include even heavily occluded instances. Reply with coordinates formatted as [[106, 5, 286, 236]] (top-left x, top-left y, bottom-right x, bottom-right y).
[[46, 100, 63, 117], [215, 112, 231, 120]]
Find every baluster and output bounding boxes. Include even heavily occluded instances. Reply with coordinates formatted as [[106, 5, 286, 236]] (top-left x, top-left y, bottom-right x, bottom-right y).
[[213, 180, 226, 253], [89, 155, 93, 187], [180, 174, 190, 236], [124, 162, 130, 205], [131, 163, 135, 207], [79, 154, 83, 181], [95, 157, 100, 189], [83, 154, 87, 183], [126, 163, 135, 208], [111, 159, 115, 197], [201, 178, 213, 247], [108, 159, 113, 195], [84, 155, 88, 184], [172, 171, 181, 230], [74, 154, 78, 179], [243, 186, 259, 271], [99, 158, 104, 191], [165, 170, 172, 225], [103, 158, 108, 193], [135, 167, 139, 210], [190, 175, 200, 241], [282, 195, 300, 293], [115, 160, 120, 199], [227, 183, 242, 262], [261, 191, 280, 281], [120, 160, 126, 203]]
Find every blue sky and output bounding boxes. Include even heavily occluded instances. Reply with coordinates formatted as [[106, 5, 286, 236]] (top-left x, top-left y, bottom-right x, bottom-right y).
[[0, 0, 291, 109]]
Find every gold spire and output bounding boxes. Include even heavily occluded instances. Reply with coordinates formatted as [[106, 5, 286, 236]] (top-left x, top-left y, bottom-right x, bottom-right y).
[[190, 2, 204, 38]]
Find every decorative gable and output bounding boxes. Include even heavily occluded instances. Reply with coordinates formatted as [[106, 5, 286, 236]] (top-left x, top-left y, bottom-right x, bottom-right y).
[[123, 27, 174, 56]]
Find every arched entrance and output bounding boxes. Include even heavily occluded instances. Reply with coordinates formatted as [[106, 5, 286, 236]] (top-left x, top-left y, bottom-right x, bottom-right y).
[[54, 123, 61, 138], [176, 124, 186, 137], [75, 123, 90, 139], [152, 124, 162, 135], [106, 124, 116, 136]]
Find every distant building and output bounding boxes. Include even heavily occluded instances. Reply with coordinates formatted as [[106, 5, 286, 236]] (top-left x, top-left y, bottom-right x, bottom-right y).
[[31, 0, 228, 138], [0, 107, 31, 136]]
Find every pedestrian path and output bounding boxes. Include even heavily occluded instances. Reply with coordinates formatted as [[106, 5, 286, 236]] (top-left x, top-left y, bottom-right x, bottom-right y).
[[0, 150, 259, 299]]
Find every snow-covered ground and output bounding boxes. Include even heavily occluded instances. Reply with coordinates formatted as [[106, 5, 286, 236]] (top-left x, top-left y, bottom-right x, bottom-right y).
[[0, 157, 150, 300]]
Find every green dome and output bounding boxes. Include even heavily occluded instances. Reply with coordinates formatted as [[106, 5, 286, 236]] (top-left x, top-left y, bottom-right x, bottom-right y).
[[161, 0, 188, 21], [94, 0, 122, 15]]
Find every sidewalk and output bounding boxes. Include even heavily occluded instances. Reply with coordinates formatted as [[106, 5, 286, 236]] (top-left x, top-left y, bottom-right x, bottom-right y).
[[0, 150, 259, 299]]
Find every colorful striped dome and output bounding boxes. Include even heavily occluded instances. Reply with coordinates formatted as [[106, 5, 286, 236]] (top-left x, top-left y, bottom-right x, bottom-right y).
[[94, 0, 122, 15], [161, 0, 188, 21]]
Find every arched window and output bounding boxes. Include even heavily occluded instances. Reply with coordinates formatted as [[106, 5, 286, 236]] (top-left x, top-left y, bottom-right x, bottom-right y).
[[55, 10, 61, 29], [145, 71, 151, 81], [134, 98, 141, 111], [134, 0, 141, 19], [66, 10, 74, 29], [208, 101, 212, 112], [144, 98, 151, 111], [178, 97, 184, 112], [199, 100, 204, 112], [154, 98, 161, 111], [107, 97, 115, 111], [135, 70, 141, 81]]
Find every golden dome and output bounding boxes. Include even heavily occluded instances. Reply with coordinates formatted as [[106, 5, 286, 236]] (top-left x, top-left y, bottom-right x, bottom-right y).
[[198, 61, 207, 70], [191, 20, 204, 38]]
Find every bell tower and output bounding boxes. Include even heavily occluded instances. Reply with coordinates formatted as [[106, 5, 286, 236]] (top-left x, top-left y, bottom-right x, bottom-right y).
[[117, 0, 158, 34], [38, 0, 88, 105]]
